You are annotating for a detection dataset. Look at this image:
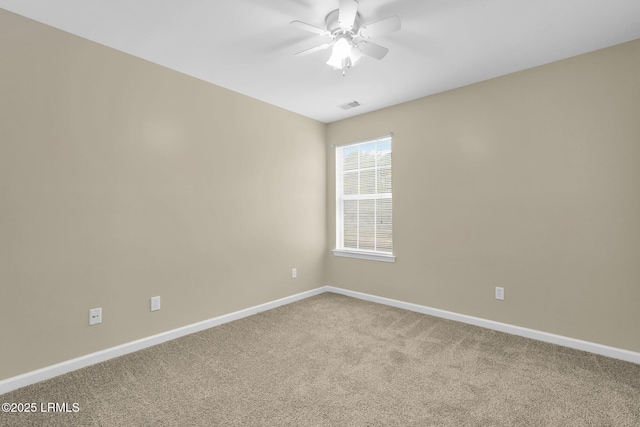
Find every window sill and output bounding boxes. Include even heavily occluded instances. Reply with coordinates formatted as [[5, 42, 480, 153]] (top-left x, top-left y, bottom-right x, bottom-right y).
[[332, 249, 396, 263]]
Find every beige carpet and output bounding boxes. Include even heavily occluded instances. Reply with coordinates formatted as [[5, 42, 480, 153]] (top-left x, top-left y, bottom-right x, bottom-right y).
[[1, 292, 639, 426]]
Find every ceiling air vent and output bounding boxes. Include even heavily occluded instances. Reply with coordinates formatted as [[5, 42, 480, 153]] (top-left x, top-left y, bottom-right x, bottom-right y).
[[338, 100, 361, 110]]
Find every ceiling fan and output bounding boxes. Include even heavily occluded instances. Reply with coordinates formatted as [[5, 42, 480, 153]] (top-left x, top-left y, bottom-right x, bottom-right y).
[[291, 0, 401, 75]]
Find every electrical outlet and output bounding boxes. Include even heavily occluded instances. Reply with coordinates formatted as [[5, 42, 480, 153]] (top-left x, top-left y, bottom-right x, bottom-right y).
[[89, 307, 102, 325], [292, 268, 297, 279], [151, 296, 161, 312], [495, 287, 505, 301]]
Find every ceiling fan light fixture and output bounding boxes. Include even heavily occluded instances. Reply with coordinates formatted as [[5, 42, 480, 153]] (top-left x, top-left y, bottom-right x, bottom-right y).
[[326, 37, 353, 70], [292, 1, 401, 75], [348, 47, 364, 67]]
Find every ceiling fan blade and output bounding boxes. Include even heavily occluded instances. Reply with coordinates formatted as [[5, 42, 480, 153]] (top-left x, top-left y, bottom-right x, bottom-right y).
[[290, 20, 331, 37], [357, 41, 389, 60], [359, 15, 401, 39], [338, 0, 358, 31], [294, 43, 333, 57]]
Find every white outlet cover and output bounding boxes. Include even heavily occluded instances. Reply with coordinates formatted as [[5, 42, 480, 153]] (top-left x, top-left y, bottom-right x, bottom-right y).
[[89, 307, 102, 325], [495, 287, 505, 300], [292, 268, 297, 279], [151, 296, 161, 311]]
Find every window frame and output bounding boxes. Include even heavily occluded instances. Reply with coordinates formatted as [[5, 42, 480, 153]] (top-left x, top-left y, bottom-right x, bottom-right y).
[[333, 136, 396, 263]]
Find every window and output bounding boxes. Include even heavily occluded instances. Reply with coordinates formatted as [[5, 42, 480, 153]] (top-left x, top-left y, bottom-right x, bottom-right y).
[[333, 136, 395, 262]]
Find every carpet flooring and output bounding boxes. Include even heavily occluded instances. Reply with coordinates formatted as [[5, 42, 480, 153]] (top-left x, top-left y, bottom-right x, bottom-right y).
[[1, 292, 639, 426]]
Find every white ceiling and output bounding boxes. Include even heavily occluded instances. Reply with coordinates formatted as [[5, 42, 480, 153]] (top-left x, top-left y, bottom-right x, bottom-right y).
[[2, 0, 639, 123]]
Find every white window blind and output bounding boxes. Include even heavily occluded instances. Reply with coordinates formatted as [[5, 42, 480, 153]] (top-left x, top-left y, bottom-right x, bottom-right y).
[[335, 136, 393, 259]]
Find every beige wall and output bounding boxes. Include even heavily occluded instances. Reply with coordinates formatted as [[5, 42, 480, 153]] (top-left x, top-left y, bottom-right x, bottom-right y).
[[326, 39, 640, 353], [0, 10, 326, 380]]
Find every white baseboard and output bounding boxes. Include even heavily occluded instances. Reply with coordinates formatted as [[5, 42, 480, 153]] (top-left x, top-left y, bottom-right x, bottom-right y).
[[2, 285, 638, 395], [0, 287, 326, 395], [325, 286, 640, 365]]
